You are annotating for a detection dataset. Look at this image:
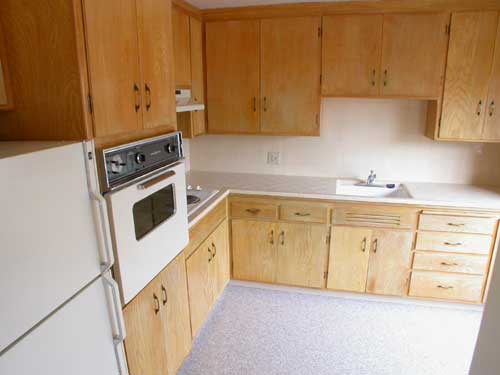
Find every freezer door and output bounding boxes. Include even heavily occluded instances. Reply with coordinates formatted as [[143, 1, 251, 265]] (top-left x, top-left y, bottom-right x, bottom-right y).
[[0, 275, 127, 375], [0, 142, 112, 352]]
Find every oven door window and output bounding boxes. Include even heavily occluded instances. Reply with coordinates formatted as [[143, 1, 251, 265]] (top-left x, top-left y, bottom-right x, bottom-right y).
[[133, 184, 176, 240]]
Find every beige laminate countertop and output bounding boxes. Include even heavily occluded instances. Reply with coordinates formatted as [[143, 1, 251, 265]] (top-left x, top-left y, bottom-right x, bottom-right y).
[[186, 171, 500, 227]]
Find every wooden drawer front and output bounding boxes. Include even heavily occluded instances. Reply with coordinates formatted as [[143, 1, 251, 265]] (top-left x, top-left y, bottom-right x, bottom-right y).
[[230, 201, 278, 220], [409, 272, 484, 302], [415, 232, 492, 255], [280, 205, 327, 223], [332, 207, 416, 229], [419, 214, 496, 235], [413, 253, 489, 275]]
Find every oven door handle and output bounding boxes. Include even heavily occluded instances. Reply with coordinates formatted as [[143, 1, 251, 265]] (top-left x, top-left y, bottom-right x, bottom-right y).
[[138, 170, 176, 190]]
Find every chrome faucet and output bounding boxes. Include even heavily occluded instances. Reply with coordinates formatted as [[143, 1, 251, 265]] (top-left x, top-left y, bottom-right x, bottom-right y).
[[367, 170, 377, 185]]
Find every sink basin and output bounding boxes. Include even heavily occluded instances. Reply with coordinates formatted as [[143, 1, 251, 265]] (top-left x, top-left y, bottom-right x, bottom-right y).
[[335, 179, 412, 199]]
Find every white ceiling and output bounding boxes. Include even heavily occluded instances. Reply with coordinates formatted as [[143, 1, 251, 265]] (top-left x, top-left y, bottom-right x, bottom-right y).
[[186, 0, 348, 10]]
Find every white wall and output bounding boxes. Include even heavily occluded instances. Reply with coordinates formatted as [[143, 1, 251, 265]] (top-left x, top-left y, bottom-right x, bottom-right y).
[[188, 98, 500, 185]]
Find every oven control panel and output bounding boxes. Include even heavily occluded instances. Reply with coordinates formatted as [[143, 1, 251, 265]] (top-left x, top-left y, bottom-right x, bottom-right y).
[[103, 132, 183, 191]]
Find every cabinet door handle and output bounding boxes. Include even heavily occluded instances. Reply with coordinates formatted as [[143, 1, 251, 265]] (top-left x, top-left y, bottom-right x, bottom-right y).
[[372, 238, 378, 253], [371, 69, 376, 87], [208, 247, 213, 262], [447, 222, 464, 227], [246, 208, 261, 215], [161, 284, 168, 306], [153, 293, 160, 314], [437, 285, 454, 290], [361, 237, 367, 252], [477, 100, 483, 116], [134, 83, 141, 112], [294, 212, 311, 217], [212, 242, 217, 257], [253, 97, 257, 112], [440, 262, 459, 266], [383, 70, 388, 87], [489, 101, 495, 117], [444, 242, 462, 246], [279, 230, 285, 245], [269, 230, 274, 245], [145, 83, 152, 111], [263, 96, 268, 112]]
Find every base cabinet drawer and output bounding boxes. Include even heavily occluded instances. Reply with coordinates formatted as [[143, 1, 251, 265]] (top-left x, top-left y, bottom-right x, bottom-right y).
[[418, 214, 496, 235], [415, 232, 492, 255], [230, 201, 278, 219], [412, 252, 489, 275], [409, 271, 484, 302], [279, 205, 328, 223]]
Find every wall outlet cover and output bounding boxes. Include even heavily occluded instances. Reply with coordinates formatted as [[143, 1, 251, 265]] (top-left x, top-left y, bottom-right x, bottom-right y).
[[267, 151, 281, 165]]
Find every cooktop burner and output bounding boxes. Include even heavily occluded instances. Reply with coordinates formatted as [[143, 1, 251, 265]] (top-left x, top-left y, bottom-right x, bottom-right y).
[[187, 194, 201, 205], [186, 186, 219, 216]]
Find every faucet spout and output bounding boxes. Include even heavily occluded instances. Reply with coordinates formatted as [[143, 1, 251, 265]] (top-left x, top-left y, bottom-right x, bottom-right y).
[[367, 170, 377, 185]]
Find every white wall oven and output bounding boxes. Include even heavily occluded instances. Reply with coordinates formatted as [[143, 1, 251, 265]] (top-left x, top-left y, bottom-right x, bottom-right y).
[[103, 133, 188, 304]]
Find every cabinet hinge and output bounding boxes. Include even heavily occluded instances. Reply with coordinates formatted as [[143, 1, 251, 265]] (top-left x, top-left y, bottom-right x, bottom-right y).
[[318, 27, 322, 38], [87, 94, 93, 114], [445, 24, 451, 35], [323, 271, 328, 280], [87, 151, 93, 160], [325, 233, 330, 244], [320, 74, 322, 85]]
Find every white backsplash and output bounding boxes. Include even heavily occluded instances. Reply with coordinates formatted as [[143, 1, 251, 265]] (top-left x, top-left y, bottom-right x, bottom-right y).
[[188, 98, 500, 185]]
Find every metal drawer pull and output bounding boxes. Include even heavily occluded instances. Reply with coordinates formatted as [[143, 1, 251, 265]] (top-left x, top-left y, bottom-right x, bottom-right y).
[[489, 101, 495, 116], [437, 285, 454, 290], [477, 100, 483, 116], [279, 230, 285, 245], [153, 293, 160, 314], [294, 212, 311, 217], [444, 242, 462, 246], [361, 237, 367, 252], [371, 69, 376, 86], [145, 83, 152, 111], [269, 230, 274, 245], [161, 285, 168, 306], [208, 247, 213, 263], [447, 222, 465, 227], [383, 69, 388, 86], [440, 262, 459, 266], [138, 170, 175, 190], [253, 97, 257, 112], [246, 208, 261, 214], [264, 96, 268, 112], [372, 238, 378, 253], [134, 83, 141, 112], [212, 242, 217, 257]]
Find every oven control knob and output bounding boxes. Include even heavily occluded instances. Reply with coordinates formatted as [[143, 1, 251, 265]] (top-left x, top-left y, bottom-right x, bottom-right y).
[[165, 143, 177, 153], [135, 152, 146, 164]]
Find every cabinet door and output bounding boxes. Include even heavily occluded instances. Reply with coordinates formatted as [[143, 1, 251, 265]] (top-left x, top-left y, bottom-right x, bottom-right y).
[[0, 22, 13, 110], [276, 223, 329, 288], [190, 17, 206, 136], [380, 13, 449, 98], [124, 276, 168, 375], [206, 20, 260, 134], [186, 238, 214, 337], [231, 219, 278, 283], [483, 19, 500, 141], [322, 15, 383, 97], [159, 253, 192, 375], [82, 0, 142, 137], [172, 7, 191, 88], [137, 0, 177, 130], [366, 230, 413, 296], [440, 12, 498, 140], [211, 220, 230, 299], [261, 17, 321, 135], [327, 227, 371, 292]]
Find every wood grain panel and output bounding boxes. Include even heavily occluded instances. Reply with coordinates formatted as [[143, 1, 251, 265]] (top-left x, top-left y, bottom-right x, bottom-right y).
[[230, 201, 278, 220], [231, 219, 278, 283], [279, 205, 328, 224], [205, 20, 260, 134], [322, 15, 383, 96], [276, 223, 329, 288], [159, 253, 192, 375], [260, 16, 321, 135], [332, 206, 418, 229], [82, 0, 142, 138], [123, 276, 168, 375], [0, 22, 13, 109], [415, 231, 492, 254], [380, 13, 449, 98], [172, 6, 192, 88], [366, 230, 413, 296], [212, 219, 230, 299], [137, 0, 177, 130], [327, 226, 371, 292], [413, 252, 489, 274], [409, 271, 484, 302], [190, 17, 206, 136], [418, 213, 496, 234], [483, 19, 500, 140], [440, 12, 498, 140]]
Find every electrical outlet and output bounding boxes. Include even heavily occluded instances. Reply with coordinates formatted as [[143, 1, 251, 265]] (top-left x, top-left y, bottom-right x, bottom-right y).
[[267, 151, 281, 165]]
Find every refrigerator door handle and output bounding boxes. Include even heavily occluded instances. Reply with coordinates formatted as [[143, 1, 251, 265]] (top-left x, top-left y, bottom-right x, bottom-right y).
[[91, 191, 114, 271], [103, 274, 129, 375]]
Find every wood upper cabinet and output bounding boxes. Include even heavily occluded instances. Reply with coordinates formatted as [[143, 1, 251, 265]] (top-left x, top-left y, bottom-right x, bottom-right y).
[[276, 223, 329, 288], [0, 22, 13, 110], [322, 15, 383, 97], [172, 7, 192, 88], [206, 20, 260, 134], [365, 230, 412, 296], [83, 0, 177, 139], [380, 13, 449, 98], [123, 275, 169, 375], [260, 17, 321, 135], [440, 12, 499, 140], [327, 227, 372, 292], [137, 0, 177, 129], [482, 17, 500, 141], [124, 253, 192, 375]]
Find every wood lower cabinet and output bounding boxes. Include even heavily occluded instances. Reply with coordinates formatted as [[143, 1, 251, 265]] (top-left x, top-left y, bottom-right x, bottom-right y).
[[186, 219, 230, 337], [124, 253, 191, 375]]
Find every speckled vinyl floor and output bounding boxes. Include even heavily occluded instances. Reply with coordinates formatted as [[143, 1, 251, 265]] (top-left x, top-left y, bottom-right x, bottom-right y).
[[177, 283, 482, 375]]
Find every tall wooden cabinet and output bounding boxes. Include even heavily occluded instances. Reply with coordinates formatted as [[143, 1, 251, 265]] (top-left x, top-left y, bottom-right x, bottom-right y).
[[206, 17, 321, 136], [124, 253, 191, 375]]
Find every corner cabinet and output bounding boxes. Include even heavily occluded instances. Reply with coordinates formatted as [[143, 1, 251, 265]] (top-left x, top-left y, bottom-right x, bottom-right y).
[[205, 17, 321, 136], [124, 253, 191, 375], [0, 22, 13, 111]]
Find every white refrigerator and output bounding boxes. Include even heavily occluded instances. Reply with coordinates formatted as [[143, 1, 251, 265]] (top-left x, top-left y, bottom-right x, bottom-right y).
[[0, 141, 128, 374]]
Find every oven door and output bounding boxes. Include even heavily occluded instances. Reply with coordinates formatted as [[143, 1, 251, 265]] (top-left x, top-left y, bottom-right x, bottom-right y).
[[106, 162, 188, 304]]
